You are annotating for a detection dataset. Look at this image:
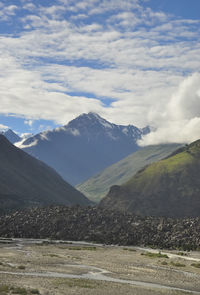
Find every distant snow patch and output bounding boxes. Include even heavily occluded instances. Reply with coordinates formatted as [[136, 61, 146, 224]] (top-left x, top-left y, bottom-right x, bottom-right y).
[[88, 112, 113, 129], [100, 120, 113, 129], [122, 127, 128, 135], [54, 126, 67, 132], [15, 138, 38, 149], [21, 133, 33, 140], [66, 128, 80, 136], [40, 131, 50, 141]]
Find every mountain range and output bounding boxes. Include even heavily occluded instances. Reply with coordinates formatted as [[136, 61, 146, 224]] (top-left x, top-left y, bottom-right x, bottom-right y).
[[19, 112, 150, 185], [100, 140, 200, 217], [0, 135, 90, 214], [77, 143, 182, 203]]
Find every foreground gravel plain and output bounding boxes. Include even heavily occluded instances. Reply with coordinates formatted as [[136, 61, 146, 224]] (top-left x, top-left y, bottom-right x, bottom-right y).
[[0, 239, 200, 295]]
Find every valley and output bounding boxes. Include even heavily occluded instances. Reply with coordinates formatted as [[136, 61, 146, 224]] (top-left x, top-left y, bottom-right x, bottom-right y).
[[0, 239, 200, 295], [0, 0, 199, 292], [0, 114, 200, 294]]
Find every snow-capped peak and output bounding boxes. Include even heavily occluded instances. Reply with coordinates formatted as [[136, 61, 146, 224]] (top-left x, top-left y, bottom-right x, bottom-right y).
[[67, 112, 114, 130]]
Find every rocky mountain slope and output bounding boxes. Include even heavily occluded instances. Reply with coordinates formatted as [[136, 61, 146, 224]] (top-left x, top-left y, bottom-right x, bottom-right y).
[[100, 140, 200, 217], [77, 143, 182, 203], [19, 112, 149, 185], [0, 135, 90, 214], [0, 206, 199, 250]]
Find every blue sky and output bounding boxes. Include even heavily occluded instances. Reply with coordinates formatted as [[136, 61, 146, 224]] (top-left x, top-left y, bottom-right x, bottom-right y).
[[0, 0, 199, 144]]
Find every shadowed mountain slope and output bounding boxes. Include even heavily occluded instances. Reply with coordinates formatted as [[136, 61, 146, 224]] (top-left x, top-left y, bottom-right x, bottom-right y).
[[1, 129, 21, 144], [0, 135, 90, 214], [19, 113, 149, 185], [77, 143, 182, 203], [100, 140, 200, 217]]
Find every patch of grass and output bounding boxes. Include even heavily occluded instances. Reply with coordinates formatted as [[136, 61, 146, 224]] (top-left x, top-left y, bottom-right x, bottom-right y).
[[54, 278, 100, 289], [18, 265, 26, 270], [161, 261, 168, 265], [67, 246, 97, 251], [191, 263, 200, 268], [170, 261, 186, 267], [43, 253, 60, 258], [141, 252, 168, 259], [0, 285, 9, 292], [177, 252, 187, 256], [30, 289, 40, 294], [0, 285, 39, 295], [11, 287, 28, 294]]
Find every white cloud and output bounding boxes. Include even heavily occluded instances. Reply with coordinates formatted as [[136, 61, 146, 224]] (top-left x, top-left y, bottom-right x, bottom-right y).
[[0, 124, 9, 131], [0, 4, 18, 20], [24, 119, 34, 127], [139, 73, 200, 145], [22, 3, 36, 11], [15, 138, 38, 149], [0, 0, 199, 132]]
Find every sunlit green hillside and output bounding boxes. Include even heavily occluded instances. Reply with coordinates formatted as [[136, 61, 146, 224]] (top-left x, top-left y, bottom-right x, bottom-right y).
[[77, 143, 182, 203]]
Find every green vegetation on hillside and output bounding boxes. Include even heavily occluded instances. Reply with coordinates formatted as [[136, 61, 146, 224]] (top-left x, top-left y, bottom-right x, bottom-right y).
[[125, 141, 199, 187], [191, 263, 200, 268], [77, 144, 182, 203], [100, 140, 200, 217], [0, 285, 40, 295]]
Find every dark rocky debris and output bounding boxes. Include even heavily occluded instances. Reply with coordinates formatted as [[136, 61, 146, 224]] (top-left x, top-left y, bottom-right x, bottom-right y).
[[0, 206, 199, 250]]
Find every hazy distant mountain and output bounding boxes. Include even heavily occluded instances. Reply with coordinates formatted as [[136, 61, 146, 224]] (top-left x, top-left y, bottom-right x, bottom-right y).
[[77, 143, 182, 203], [100, 140, 200, 218], [20, 112, 149, 185], [1, 129, 21, 144], [0, 135, 90, 214]]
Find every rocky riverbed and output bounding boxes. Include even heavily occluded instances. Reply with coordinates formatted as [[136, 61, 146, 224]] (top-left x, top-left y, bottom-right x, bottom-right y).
[[0, 239, 200, 295]]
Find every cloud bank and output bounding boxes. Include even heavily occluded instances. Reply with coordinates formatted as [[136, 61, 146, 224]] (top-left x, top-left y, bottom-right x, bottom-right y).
[[139, 73, 200, 145], [0, 0, 199, 137]]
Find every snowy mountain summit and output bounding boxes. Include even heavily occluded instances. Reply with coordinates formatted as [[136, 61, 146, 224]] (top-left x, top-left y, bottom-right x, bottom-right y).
[[20, 112, 149, 185], [65, 112, 148, 142]]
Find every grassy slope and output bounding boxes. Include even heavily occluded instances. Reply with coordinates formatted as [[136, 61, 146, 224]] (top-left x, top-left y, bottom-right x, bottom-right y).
[[100, 140, 200, 217], [125, 143, 199, 187], [77, 143, 182, 203]]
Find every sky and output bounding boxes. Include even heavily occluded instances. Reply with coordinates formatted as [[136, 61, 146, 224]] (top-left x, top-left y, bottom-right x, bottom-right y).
[[0, 0, 199, 144]]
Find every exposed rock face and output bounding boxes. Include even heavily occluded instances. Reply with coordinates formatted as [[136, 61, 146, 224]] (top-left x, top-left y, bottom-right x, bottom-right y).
[[20, 112, 149, 185], [0, 135, 90, 214], [0, 206, 199, 250], [100, 140, 200, 218]]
